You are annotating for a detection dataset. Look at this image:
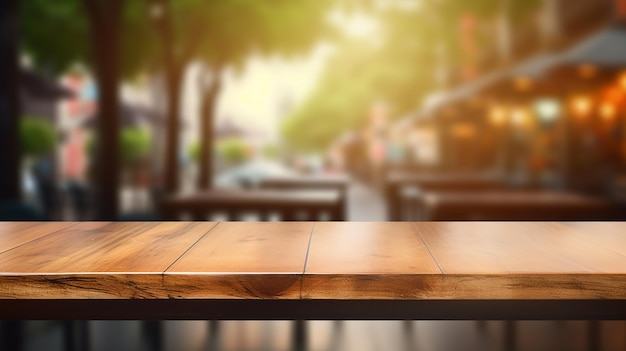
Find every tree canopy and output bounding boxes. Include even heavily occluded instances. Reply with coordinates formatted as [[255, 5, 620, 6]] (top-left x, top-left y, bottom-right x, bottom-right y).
[[281, 0, 543, 151], [19, 0, 157, 78]]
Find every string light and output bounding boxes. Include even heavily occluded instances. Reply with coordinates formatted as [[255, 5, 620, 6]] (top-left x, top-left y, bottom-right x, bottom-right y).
[[534, 99, 560, 123], [570, 96, 593, 117], [599, 102, 617, 120], [489, 106, 507, 126], [511, 108, 530, 127]]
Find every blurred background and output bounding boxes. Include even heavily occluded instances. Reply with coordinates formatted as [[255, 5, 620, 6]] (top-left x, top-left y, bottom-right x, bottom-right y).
[[2, 0, 626, 222], [3, 0, 626, 350]]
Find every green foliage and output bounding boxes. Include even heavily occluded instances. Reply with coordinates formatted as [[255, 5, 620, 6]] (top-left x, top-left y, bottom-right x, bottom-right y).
[[187, 140, 200, 163], [19, 0, 90, 74], [120, 128, 151, 163], [85, 127, 151, 163], [188, 138, 249, 165], [261, 143, 281, 160], [19, 117, 57, 157], [281, 0, 544, 150], [19, 0, 158, 78], [217, 138, 250, 164]]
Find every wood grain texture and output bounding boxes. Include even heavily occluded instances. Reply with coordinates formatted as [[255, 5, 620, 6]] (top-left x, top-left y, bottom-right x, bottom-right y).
[[165, 222, 313, 299], [0, 222, 77, 254], [414, 222, 626, 274], [2, 221, 626, 302], [0, 222, 215, 298], [0, 222, 214, 273], [0, 274, 165, 299], [300, 274, 626, 300], [301, 222, 441, 299]]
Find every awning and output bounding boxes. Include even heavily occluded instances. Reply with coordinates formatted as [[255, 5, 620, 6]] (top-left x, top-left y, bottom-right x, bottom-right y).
[[562, 25, 626, 68]]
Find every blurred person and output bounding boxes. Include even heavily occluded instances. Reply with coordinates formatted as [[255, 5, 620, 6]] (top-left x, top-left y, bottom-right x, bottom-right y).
[[31, 153, 57, 219], [63, 129, 89, 220]]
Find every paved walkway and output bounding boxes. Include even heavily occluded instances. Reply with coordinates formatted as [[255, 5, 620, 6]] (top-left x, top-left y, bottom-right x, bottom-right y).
[[347, 181, 387, 221]]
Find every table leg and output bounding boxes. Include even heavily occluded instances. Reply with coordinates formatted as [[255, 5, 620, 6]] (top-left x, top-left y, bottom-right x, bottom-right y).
[[587, 321, 600, 351], [293, 320, 307, 351], [505, 321, 516, 351], [0, 321, 23, 351], [207, 320, 220, 351], [142, 321, 162, 351]]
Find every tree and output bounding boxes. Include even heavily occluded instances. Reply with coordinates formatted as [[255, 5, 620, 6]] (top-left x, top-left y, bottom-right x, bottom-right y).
[[19, 0, 158, 219], [192, 0, 337, 189], [82, 0, 125, 220], [281, 0, 543, 151], [142, 0, 337, 191]]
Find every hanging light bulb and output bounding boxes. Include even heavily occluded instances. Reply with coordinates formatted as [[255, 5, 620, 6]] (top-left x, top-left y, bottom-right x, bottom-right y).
[[489, 106, 507, 125], [534, 98, 560, 123], [570, 96, 593, 117], [599, 102, 617, 120], [511, 108, 530, 127]]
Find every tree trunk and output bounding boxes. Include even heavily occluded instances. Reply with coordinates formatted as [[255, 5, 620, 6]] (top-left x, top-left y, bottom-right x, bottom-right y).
[[197, 68, 222, 190], [0, 0, 21, 201], [84, 0, 124, 220], [155, 0, 184, 195]]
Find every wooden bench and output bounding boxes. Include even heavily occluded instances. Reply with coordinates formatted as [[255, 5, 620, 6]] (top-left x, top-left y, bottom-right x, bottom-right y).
[[416, 190, 615, 221], [257, 175, 348, 219], [385, 172, 503, 220], [159, 189, 345, 221], [1, 221, 626, 320]]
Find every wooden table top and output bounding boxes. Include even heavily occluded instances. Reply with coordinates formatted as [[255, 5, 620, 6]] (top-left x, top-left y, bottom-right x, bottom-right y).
[[2, 221, 626, 303]]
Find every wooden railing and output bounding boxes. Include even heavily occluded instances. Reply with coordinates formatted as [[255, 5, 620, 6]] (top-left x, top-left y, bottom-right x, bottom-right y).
[[159, 188, 345, 221]]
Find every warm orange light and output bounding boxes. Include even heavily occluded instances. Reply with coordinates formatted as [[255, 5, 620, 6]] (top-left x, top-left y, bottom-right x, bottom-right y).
[[511, 108, 530, 127], [570, 96, 593, 116], [452, 123, 475, 138], [513, 77, 533, 92], [599, 102, 617, 120], [603, 86, 626, 107], [489, 106, 507, 125], [620, 71, 626, 91], [578, 64, 597, 79]]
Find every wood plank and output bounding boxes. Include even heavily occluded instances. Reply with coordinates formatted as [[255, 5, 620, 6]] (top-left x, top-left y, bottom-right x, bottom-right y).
[[410, 222, 626, 299], [562, 222, 626, 257], [302, 222, 442, 299], [165, 222, 312, 299], [0, 222, 215, 298], [415, 222, 626, 273], [0, 222, 77, 253], [3, 221, 626, 302]]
